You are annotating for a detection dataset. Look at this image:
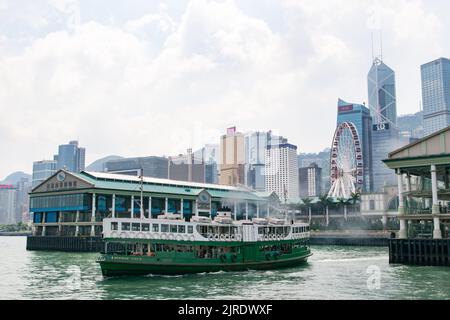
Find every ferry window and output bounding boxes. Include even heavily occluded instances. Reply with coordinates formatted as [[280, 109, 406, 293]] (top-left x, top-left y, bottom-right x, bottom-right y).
[[178, 225, 186, 233], [170, 225, 177, 233], [161, 224, 169, 233], [142, 223, 150, 232], [122, 223, 130, 231], [188, 226, 193, 234], [152, 224, 159, 232], [111, 222, 118, 231], [258, 227, 263, 235], [132, 223, 140, 231]]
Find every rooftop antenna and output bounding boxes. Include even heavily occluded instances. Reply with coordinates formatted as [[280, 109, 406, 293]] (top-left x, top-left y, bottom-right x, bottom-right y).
[[371, 32, 374, 61], [380, 30, 383, 62]]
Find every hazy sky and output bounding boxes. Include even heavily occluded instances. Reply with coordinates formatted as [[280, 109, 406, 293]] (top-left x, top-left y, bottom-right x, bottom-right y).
[[1, 0, 449, 179]]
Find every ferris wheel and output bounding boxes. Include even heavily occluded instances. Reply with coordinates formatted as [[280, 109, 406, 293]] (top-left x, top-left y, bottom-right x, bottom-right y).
[[328, 122, 364, 199]]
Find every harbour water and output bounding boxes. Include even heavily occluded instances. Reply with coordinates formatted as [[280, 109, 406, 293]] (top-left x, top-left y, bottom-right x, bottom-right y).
[[1, 237, 449, 300]]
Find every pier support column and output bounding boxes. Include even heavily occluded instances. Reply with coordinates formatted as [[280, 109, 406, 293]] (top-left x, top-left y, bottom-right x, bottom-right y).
[[309, 207, 312, 223], [75, 210, 79, 236], [256, 203, 260, 218], [165, 198, 168, 215], [131, 195, 134, 218], [397, 170, 407, 239], [267, 204, 270, 218], [148, 197, 152, 219], [180, 199, 184, 217], [431, 165, 442, 239], [91, 193, 96, 236], [112, 194, 116, 218], [234, 201, 238, 220], [245, 202, 249, 220]]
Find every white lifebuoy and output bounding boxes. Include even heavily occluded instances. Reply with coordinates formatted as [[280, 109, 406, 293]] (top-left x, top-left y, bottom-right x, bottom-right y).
[[146, 233, 152, 239], [219, 234, 225, 241], [190, 235, 195, 242], [176, 235, 183, 241], [208, 234, 214, 241], [214, 234, 219, 241], [230, 234, 236, 240], [225, 234, 230, 241], [235, 234, 242, 241], [111, 231, 118, 238], [120, 232, 127, 239], [138, 232, 145, 239], [168, 234, 174, 241]]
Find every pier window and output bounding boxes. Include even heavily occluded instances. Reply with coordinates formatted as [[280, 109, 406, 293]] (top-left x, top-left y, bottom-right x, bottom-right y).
[[121, 223, 130, 231], [142, 223, 150, 232], [168, 199, 181, 214], [151, 198, 165, 218], [183, 200, 193, 221], [45, 212, 58, 223], [33, 212, 43, 223], [152, 224, 159, 232], [115, 196, 128, 218]]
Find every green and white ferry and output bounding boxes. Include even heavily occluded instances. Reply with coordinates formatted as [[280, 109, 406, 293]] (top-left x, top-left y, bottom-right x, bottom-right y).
[[97, 210, 311, 276]]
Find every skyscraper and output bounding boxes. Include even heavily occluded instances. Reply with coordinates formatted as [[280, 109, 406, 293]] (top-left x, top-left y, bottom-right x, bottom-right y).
[[168, 149, 206, 183], [421, 57, 450, 136], [335, 99, 373, 192], [244, 131, 274, 191], [219, 127, 245, 186], [368, 58, 397, 126], [299, 163, 322, 198], [56, 141, 86, 173], [32, 160, 57, 188], [265, 142, 299, 203]]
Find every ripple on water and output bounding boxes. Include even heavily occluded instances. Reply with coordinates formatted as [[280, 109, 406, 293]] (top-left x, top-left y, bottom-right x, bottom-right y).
[[1, 239, 450, 300]]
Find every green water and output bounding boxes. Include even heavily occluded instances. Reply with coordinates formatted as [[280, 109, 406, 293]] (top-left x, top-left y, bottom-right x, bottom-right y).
[[1, 237, 449, 300]]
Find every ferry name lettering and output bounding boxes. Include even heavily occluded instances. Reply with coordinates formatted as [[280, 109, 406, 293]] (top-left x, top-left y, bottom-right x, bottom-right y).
[[178, 304, 212, 318]]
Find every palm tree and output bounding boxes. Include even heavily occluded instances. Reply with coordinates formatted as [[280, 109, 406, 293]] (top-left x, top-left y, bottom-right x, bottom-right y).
[[302, 198, 313, 223], [350, 192, 361, 216], [318, 195, 333, 226], [337, 197, 351, 221]]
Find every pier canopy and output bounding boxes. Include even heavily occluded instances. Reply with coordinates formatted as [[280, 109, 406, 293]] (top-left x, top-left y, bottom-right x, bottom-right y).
[[383, 126, 450, 239]]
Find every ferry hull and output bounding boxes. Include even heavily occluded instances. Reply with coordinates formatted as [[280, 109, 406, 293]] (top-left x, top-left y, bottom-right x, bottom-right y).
[[98, 253, 312, 277]]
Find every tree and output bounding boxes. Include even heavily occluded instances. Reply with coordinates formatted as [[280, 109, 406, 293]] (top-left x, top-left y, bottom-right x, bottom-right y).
[[302, 198, 313, 223]]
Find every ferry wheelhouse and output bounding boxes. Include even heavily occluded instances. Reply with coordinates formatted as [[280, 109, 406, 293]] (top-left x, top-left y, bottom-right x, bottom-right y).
[[97, 211, 311, 276]]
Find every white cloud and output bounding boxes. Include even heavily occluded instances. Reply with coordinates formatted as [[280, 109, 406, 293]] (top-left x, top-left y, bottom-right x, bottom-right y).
[[0, 0, 449, 178]]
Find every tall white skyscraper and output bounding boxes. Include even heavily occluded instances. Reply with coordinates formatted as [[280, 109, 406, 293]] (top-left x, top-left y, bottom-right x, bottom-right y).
[[265, 143, 299, 203], [421, 57, 450, 136]]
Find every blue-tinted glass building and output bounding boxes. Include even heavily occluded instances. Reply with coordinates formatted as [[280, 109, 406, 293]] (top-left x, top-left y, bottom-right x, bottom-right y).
[[368, 58, 397, 126], [421, 57, 450, 136], [336, 99, 373, 192], [56, 141, 86, 173]]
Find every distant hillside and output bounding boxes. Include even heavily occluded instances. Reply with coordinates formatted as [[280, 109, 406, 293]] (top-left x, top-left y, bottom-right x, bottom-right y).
[[1, 171, 31, 185], [86, 155, 123, 172]]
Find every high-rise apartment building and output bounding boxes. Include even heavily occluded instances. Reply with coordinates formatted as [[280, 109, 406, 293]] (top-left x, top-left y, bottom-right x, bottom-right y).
[[299, 163, 322, 198], [104, 156, 169, 179], [265, 142, 299, 203]]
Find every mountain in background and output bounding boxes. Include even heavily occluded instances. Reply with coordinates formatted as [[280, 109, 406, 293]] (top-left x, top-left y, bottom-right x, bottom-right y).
[[1, 171, 31, 185], [86, 155, 123, 172]]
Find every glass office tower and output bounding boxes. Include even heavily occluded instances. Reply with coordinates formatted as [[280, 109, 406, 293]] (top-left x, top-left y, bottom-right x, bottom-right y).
[[421, 57, 450, 136]]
